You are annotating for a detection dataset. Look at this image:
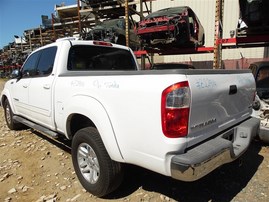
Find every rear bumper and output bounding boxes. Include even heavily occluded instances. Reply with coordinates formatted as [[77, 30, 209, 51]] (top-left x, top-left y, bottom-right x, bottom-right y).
[[171, 117, 260, 181]]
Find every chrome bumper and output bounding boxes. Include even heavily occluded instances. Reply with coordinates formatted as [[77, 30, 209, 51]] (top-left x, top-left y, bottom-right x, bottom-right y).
[[171, 117, 260, 182]]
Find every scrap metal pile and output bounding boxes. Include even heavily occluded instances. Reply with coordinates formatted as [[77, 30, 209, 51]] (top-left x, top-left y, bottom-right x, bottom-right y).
[[85, 0, 134, 8]]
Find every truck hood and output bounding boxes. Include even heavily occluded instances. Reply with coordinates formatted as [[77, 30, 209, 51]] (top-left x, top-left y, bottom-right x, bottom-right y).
[[186, 72, 255, 147]]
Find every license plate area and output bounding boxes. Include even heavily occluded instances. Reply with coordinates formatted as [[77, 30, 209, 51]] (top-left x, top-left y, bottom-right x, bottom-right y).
[[221, 129, 235, 142]]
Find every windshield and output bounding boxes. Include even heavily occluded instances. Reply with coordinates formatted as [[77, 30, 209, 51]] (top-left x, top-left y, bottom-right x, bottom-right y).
[[67, 45, 137, 71]]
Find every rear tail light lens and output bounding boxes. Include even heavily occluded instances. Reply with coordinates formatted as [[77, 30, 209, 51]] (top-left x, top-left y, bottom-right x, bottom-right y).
[[161, 81, 190, 138]]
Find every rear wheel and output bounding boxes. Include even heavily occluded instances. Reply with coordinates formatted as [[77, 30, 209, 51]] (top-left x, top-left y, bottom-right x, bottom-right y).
[[72, 127, 123, 197], [3, 99, 24, 130]]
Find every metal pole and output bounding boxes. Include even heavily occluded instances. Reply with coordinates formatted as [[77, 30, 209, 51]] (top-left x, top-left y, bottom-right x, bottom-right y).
[[39, 26, 43, 46], [77, 0, 82, 35], [51, 13, 56, 40], [140, 0, 143, 19], [149, 0, 153, 67], [213, 0, 224, 69], [125, 0, 130, 47], [140, 0, 145, 69], [20, 37, 23, 52], [29, 32, 32, 51]]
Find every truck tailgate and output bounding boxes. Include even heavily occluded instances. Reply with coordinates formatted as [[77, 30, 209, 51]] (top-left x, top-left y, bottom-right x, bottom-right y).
[[186, 70, 255, 147]]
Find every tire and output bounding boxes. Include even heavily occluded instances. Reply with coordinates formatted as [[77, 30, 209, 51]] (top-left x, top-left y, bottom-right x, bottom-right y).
[[72, 127, 123, 197], [3, 99, 24, 130]]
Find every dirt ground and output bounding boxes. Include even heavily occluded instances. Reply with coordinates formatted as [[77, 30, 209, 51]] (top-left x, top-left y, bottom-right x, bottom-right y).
[[0, 78, 269, 202]]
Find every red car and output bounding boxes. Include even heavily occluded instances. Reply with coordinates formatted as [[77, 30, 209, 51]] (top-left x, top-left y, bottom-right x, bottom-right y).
[[136, 6, 205, 49]]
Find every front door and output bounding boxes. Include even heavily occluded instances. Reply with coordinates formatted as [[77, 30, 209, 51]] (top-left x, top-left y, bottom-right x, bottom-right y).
[[27, 46, 57, 128], [11, 51, 40, 117]]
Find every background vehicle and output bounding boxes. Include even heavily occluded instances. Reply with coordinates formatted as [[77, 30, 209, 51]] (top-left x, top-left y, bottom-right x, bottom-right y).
[[1, 38, 259, 197], [85, 18, 140, 50], [249, 61, 269, 143], [238, 0, 269, 28], [136, 6, 205, 49]]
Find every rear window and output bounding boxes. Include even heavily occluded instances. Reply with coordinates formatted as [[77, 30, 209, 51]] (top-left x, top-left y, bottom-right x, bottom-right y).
[[67, 45, 136, 71]]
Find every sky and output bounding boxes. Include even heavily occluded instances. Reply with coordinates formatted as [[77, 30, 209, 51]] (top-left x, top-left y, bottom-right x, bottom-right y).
[[0, 0, 76, 49]]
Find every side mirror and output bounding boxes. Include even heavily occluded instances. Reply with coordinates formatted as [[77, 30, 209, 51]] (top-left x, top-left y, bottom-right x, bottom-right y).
[[10, 69, 22, 79]]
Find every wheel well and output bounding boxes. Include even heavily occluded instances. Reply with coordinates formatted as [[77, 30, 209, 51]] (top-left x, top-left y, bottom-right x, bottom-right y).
[[1, 95, 7, 106], [67, 114, 96, 139]]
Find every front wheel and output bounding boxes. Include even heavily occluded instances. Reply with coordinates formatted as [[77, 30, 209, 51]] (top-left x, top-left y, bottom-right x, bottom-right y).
[[71, 127, 123, 197], [3, 99, 24, 130]]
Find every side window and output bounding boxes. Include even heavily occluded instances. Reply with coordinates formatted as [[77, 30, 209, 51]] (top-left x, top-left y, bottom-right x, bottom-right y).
[[22, 52, 40, 77], [37, 46, 57, 76]]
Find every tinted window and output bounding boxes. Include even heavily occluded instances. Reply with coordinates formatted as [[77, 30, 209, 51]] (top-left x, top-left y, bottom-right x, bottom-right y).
[[37, 46, 57, 76], [68, 45, 136, 71], [22, 52, 40, 77]]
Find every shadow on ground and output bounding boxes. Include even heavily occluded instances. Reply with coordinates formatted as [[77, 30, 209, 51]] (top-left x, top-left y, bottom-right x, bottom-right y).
[[33, 130, 263, 202], [109, 141, 263, 202]]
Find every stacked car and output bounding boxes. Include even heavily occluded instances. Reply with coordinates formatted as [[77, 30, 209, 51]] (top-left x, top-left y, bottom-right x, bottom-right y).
[[237, 0, 269, 36], [136, 6, 205, 49], [86, 6, 205, 51], [85, 18, 140, 50]]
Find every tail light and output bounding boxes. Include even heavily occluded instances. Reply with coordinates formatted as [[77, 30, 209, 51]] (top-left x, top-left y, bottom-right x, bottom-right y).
[[93, 41, 113, 46], [161, 81, 190, 138]]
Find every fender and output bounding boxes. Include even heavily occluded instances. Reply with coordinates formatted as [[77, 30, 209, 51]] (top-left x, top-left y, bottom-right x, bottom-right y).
[[1, 86, 15, 113], [62, 94, 124, 162]]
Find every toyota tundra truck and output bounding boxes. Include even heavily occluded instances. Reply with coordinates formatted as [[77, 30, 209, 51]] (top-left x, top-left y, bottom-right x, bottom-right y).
[[0, 38, 260, 197]]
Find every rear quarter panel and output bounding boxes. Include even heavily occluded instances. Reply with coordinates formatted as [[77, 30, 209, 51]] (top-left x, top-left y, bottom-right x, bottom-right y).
[[54, 69, 255, 177], [55, 72, 189, 176]]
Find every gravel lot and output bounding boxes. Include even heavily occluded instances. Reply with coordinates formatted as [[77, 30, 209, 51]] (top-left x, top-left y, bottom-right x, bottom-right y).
[[0, 78, 269, 202]]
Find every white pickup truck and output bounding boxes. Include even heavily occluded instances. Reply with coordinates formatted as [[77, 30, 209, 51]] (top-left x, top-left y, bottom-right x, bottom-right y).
[[1, 38, 260, 197]]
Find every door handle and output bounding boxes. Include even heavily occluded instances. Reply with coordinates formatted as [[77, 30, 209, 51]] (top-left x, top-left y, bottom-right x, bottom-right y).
[[23, 84, 28, 88], [43, 84, 50, 89], [229, 85, 237, 95]]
